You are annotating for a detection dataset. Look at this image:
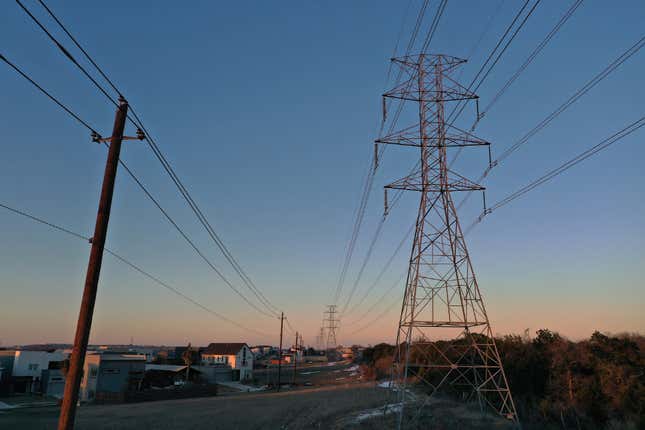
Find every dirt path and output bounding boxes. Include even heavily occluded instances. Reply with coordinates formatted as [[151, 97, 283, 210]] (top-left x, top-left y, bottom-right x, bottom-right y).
[[0, 384, 390, 430]]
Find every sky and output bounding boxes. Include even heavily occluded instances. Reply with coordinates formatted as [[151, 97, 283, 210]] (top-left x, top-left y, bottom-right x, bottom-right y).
[[1, 1, 643, 348]]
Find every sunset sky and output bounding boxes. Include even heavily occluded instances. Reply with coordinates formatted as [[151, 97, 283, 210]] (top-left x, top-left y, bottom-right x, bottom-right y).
[[1, 1, 643, 348]]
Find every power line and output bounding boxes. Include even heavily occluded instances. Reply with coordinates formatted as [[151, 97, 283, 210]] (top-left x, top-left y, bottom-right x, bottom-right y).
[[343, 221, 414, 318], [333, 0, 447, 306], [0, 201, 272, 338], [34, 0, 123, 98], [1, 53, 277, 320], [111, 150, 277, 318], [420, 0, 448, 54], [346, 270, 407, 327], [336, 0, 449, 310], [348, 294, 400, 336], [17, 0, 282, 318], [492, 115, 645, 211], [479, 0, 584, 117], [15, 0, 119, 108], [458, 0, 507, 77], [456, 33, 645, 213], [495, 35, 645, 165], [339, 188, 408, 316], [446, 0, 541, 127], [464, 115, 645, 233], [1, 53, 97, 133]]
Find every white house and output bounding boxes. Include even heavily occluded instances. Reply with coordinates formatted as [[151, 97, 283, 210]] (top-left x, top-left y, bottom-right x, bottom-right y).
[[12, 350, 66, 379], [201, 343, 253, 381]]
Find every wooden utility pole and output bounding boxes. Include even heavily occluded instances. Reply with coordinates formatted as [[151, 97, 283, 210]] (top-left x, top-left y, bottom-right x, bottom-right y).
[[58, 97, 129, 430], [292, 332, 299, 385], [277, 312, 284, 392]]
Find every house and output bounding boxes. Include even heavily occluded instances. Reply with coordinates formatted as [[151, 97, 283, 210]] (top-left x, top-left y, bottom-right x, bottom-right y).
[[41, 361, 66, 398], [0, 349, 67, 394], [250, 345, 273, 358], [80, 352, 146, 403], [201, 343, 253, 381], [143, 364, 202, 388]]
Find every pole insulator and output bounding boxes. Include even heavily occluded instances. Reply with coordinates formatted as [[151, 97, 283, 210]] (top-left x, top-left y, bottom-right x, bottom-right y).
[[384, 188, 389, 216], [374, 143, 379, 171]]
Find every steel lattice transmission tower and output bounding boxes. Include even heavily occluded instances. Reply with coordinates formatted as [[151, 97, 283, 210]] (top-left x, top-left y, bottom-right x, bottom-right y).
[[323, 305, 339, 350], [378, 54, 518, 426]]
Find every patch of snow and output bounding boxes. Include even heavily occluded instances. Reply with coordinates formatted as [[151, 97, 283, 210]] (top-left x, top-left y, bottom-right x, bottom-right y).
[[344, 365, 359, 372], [299, 370, 320, 375], [378, 380, 394, 388], [0, 402, 17, 410], [218, 381, 266, 392], [353, 403, 402, 423]]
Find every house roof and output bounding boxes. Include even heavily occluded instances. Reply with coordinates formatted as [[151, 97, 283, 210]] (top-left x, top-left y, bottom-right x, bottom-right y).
[[145, 364, 200, 373], [202, 343, 248, 355], [100, 353, 147, 361]]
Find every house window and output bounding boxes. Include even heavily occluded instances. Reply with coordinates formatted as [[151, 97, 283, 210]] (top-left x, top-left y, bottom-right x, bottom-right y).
[[28, 364, 39, 371]]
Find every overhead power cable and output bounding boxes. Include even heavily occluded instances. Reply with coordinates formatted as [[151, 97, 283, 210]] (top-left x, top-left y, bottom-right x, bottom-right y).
[[339, 188, 407, 316], [479, 0, 584, 117], [343, 220, 414, 317], [447, 0, 540, 127], [333, 0, 447, 306], [420, 0, 448, 54], [348, 295, 401, 336], [494, 35, 645, 166], [1, 53, 97, 133], [457, 33, 645, 213], [346, 270, 407, 327], [0, 201, 272, 338], [456, 0, 506, 83], [463, 115, 645, 234], [18, 0, 282, 318], [1, 53, 276, 319], [15, 0, 119, 108]]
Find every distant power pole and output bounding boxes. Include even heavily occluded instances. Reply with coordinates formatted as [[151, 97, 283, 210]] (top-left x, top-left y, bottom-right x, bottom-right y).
[[379, 54, 518, 427], [277, 312, 284, 392], [57, 96, 141, 430], [292, 332, 299, 385], [315, 324, 324, 351], [323, 305, 339, 350]]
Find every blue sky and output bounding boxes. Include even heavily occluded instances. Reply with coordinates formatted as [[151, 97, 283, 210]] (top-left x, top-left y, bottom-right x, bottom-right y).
[[1, 1, 643, 347]]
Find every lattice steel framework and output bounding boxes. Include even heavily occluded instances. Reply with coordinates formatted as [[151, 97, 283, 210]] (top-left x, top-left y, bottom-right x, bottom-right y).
[[324, 304, 339, 350], [379, 54, 518, 427]]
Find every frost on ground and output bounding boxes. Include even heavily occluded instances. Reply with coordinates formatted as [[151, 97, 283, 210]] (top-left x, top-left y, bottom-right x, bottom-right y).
[[217, 381, 267, 392], [353, 403, 402, 423], [0, 402, 17, 410]]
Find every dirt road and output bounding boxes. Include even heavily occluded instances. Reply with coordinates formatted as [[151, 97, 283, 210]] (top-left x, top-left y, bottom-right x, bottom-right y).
[[0, 384, 391, 429]]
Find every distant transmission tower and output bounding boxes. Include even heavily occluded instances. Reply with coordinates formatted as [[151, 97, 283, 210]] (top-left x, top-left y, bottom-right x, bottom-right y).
[[323, 305, 339, 350], [379, 54, 518, 426], [316, 326, 325, 351]]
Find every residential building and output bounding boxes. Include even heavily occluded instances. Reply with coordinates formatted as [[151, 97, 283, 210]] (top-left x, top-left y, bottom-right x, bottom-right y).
[[143, 364, 202, 388], [0, 349, 67, 394], [201, 343, 253, 381], [80, 352, 146, 402]]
